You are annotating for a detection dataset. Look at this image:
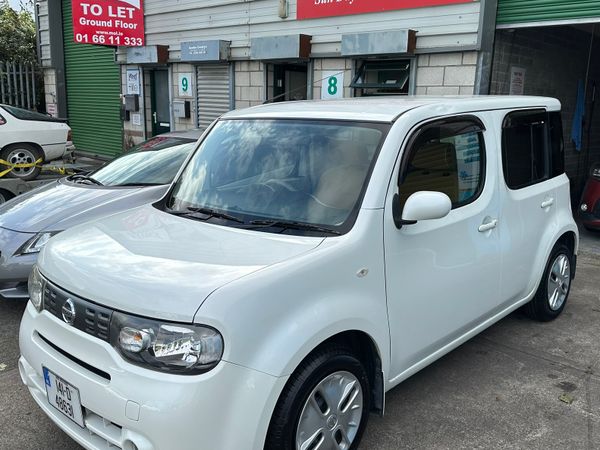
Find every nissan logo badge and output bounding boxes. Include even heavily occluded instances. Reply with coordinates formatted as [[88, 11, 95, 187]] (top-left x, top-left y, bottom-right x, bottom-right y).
[[61, 299, 76, 325]]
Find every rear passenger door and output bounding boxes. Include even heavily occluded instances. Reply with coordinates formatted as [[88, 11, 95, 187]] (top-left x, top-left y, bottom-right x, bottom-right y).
[[497, 109, 565, 306]]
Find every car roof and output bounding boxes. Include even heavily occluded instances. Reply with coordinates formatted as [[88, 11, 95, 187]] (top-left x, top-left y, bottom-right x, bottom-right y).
[[221, 96, 562, 123]]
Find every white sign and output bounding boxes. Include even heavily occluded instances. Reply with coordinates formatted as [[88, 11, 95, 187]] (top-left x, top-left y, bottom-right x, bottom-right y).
[[179, 73, 193, 97], [321, 71, 344, 100], [509, 66, 526, 96], [126, 69, 140, 95], [46, 103, 58, 117], [131, 113, 141, 126]]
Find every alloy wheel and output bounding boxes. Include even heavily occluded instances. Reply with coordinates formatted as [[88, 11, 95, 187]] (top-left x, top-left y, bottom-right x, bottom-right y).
[[547, 253, 571, 311]]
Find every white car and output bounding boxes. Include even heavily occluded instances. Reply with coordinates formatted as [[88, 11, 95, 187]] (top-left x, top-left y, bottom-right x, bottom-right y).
[[0, 104, 73, 180], [19, 97, 578, 450]]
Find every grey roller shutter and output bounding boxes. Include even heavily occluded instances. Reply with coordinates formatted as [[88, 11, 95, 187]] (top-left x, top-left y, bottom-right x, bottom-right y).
[[196, 64, 231, 130]]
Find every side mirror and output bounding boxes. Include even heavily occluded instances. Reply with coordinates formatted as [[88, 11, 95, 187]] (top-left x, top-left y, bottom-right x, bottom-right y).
[[393, 191, 452, 229]]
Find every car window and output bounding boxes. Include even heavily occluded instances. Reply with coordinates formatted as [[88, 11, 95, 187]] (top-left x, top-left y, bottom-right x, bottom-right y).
[[502, 110, 564, 190], [92, 139, 196, 186], [1, 104, 62, 122], [168, 119, 389, 233], [0, 113, 5, 125], [398, 118, 486, 210]]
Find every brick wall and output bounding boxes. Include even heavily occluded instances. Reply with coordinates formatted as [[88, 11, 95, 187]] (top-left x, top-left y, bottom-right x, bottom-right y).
[[415, 51, 478, 95], [312, 58, 353, 100], [235, 61, 264, 108]]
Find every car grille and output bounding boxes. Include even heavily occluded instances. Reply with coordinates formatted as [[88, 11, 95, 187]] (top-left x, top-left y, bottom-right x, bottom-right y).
[[43, 281, 113, 342], [593, 199, 600, 218]]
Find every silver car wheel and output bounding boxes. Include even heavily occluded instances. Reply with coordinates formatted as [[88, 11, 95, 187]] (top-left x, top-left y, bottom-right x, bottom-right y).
[[547, 253, 570, 311], [7, 147, 37, 177], [296, 371, 363, 450]]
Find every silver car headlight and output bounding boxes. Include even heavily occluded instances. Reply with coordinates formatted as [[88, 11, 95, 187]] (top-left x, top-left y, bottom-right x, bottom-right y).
[[28, 265, 44, 312], [110, 311, 224, 375], [15, 231, 61, 256]]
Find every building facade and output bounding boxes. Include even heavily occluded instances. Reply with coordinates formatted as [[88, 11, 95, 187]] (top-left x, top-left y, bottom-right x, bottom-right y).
[[38, 0, 497, 155]]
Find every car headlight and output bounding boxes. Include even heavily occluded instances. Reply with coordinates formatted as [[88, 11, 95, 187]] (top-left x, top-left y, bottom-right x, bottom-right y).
[[28, 265, 44, 312], [15, 231, 61, 256], [110, 311, 223, 375]]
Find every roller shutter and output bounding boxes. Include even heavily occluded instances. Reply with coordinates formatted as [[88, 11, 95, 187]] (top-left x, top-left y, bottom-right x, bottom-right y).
[[62, 0, 122, 157], [196, 64, 231, 130], [498, 0, 600, 26]]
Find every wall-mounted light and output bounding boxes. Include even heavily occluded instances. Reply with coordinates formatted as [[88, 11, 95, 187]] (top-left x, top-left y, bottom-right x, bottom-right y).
[[278, 0, 288, 19]]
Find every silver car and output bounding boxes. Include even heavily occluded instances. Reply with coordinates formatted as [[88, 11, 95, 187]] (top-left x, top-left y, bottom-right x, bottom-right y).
[[0, 130, 201, 300]]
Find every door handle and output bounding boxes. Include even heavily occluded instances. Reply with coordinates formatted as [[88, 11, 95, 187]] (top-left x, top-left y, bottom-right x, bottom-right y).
[[152, 112, 157, 123], [478, 218, 498, 233], [541, 198, 554, 209]]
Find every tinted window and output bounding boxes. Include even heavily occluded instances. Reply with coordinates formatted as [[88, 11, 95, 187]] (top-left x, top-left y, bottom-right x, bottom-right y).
[[549, 112, 565, 177], [168, 119, 389, 233], [398, 118, 485, 209], [1, 104, 62, 122], [92, 139, 195, 186]]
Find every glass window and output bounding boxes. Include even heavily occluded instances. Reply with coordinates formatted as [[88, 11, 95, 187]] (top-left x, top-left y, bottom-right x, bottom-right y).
[[502, 110, 551, 189], [351, 60, 411, 96], [2, 104, 62, 122], [0, 113, 5, 125], [90, 138, 196, 186], [549, 111, 565, 177], [398, 118, 485, 210], [167, 119, 389, 233]]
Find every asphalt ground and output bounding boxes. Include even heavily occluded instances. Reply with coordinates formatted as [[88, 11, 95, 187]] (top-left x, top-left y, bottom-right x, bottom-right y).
[[0, 226, 598, 450]]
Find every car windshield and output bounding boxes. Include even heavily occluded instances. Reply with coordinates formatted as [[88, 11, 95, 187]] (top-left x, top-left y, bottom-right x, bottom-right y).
[[1, 104, 62, 122], [91, 137, 196, 186], [166, 119, 388, 234]]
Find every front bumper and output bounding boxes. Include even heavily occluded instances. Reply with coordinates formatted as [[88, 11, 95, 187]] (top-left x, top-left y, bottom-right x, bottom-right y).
[[19, 302, 285, 450], [0, 227, 36, 299]]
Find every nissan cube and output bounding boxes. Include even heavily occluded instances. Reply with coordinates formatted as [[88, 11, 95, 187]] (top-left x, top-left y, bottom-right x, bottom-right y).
[[19, 97, 578, 450]]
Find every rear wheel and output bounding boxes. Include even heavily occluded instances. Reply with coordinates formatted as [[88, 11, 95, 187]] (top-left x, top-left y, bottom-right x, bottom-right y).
[[1, 144, 43, 181], [266, 344, 371, 450], [525, 242, 573, 322]]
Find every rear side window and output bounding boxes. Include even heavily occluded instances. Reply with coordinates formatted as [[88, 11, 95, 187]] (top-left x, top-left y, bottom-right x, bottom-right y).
[[502, 110, 564, 190], [398, 117, 486, 210]]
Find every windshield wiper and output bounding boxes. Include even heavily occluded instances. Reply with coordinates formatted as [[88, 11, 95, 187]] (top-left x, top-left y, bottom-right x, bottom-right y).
[[69, 174, 103, 186], [248, 219, 340, 235], [168, 206, 245, 224]]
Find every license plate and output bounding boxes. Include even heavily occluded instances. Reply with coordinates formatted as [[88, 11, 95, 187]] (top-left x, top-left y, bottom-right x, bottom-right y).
[[43, 367, 85, 427]]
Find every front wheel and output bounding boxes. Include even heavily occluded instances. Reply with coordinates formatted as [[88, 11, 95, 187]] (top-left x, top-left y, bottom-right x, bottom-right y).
[[524, 242, 573, 322], [265, 345, 371, 450], [0, 144, 43, 181]]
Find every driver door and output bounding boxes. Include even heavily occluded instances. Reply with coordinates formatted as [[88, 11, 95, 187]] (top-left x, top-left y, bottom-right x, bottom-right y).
[[384, 115, 502, 379]]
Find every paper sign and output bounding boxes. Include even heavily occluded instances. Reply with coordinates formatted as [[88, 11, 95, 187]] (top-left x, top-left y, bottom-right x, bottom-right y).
[[126, 69, 140, 95], [509, 66, 526, 96]]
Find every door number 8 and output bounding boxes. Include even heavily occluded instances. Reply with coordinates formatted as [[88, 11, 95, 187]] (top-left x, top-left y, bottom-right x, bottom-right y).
[[327, 76, 338, 96]]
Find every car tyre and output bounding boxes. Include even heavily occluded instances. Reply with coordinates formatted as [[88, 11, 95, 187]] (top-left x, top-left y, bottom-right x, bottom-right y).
[[265, 344, 371, 450], [1, 144, 43, 181], [0, 189, 14, 205], [524, 242, 573, 322]]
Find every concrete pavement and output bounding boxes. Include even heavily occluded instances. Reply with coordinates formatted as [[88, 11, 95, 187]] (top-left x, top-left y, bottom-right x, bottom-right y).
[[0, 227, 598, 450]]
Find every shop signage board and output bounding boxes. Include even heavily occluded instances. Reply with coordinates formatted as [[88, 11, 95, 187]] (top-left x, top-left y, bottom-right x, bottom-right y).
[[298, 0, 475, 20], [72, 0, 145, 46]]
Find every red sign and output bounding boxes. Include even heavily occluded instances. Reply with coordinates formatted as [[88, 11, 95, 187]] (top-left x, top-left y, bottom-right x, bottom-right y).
[[72, 0, 145, 47], [297, 0, 474, 20]]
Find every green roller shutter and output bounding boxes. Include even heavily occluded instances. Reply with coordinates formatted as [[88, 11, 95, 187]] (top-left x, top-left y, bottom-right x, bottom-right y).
[[62, 0, 122, 157], [498, 0, 600, 26]]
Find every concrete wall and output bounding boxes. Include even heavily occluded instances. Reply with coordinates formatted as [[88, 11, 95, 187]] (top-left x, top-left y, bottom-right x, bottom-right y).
[[491, 26, 600, 193], [416, 51, 478, 95]]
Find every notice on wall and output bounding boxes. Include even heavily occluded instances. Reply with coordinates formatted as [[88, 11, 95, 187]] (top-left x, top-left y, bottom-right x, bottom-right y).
[[509, 66, 526, 96], [298, 0, 473, 20], [46, 103, 58, 118], [72, 0, 145, 47], [131, 113, 141, 126], [178, 73, 193, 97], [126, 69, 140, 95], [321, 71, 344, 100]]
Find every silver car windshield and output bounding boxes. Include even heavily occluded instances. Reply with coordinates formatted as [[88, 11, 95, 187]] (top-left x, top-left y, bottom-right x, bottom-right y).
[[167, 119, 388, 232]]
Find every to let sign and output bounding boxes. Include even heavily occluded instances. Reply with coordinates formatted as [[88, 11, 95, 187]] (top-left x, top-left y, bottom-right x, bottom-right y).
[[72, 0, 145, 47], [298, 0, 474, 20]]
